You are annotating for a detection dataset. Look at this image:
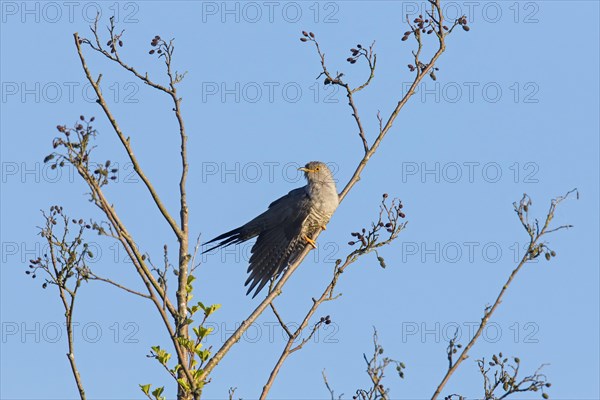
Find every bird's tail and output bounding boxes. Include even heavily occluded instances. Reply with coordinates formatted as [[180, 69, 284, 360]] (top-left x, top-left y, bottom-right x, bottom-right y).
[[202, 227, 245, 254]]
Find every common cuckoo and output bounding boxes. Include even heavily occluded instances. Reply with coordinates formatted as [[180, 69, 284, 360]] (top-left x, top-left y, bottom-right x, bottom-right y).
[[204, 161, 339, 297]]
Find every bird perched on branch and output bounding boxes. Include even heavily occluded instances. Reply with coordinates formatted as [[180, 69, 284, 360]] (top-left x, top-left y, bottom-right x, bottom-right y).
[[203, 161, 339, 297]]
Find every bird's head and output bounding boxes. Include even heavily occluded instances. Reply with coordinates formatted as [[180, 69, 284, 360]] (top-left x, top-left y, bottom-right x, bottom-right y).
[[298, 161, 335, 185]]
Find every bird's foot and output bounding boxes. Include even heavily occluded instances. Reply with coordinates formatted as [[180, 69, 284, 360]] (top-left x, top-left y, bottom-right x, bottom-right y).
[[320, 225, 327, 230], [303, 235, 317, 249]]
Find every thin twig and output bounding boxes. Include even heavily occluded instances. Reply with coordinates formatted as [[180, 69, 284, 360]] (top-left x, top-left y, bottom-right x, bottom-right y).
[[269, 302, 292, 338], [322, 369, 342, 400], [87, 272, 151, 298]]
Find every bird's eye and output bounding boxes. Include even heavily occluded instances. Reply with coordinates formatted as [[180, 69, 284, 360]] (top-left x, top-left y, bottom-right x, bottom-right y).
[[315, 167, 320, 171]]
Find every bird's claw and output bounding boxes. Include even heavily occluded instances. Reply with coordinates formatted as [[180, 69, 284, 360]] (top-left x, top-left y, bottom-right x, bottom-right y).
[[321, 225, 327, 230], [303, 235, 317, 249]]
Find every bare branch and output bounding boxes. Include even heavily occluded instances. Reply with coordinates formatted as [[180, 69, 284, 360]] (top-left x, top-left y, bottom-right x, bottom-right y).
[[228, 387, 238, 400], [322, 369, 343, 400], [85, 15, 172, 93], [73, 23, 197, 396], [269, 302, 292, 339], [30, 207, 89, 399], [49, 103, 196, 397], [353, 328, 405, 400], [305, 34, 372, 154], [73, 33, 183, 240], [431, 189, 577, 399], [476, 353, 550, 400], [87, 271, 151, 299], [190, 234, 203, 273]]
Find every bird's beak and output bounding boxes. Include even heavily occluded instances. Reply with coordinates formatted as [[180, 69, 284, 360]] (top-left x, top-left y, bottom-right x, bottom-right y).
[[298, 167, 317, 173]]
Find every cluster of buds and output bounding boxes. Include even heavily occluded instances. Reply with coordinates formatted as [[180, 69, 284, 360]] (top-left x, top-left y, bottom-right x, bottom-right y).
[[346, 44, 365, 64], [449, 342, 463, 354], [53, 115, 94, 138], [43, 153, 64, 169], [488, 352, 508, 367], [106, 35, 123, 54], [429, 67, 440, 80], [352, 339, 406, 400], [529, 243, 557, 261], [406, 61, 439, 80], [149, 35, 163, 55], [402, 14, 445, 41], [71, 218, 92, 230], [447, 334, 463, 365], [347, 42, 375, 69], [323, 71, 344, 86], [26, 257, 43, 280], [348, 195, 406, 248], [348, 228, 368, 247], [299, 30, 315, 42], [49, 204, 63, 214], [319, 315, 332, 325], [478, 353, 551, 399], [345, 195, 407, 271], [382, 194, 406, 220], [457, 16, 470, 31], [45, 116, 121, 188], [402, 13, 469, 42], [395, 360, 406, 379], [93, 159, 119, 184], [104, 16, 125, 54], [27, 206, 94, 289]]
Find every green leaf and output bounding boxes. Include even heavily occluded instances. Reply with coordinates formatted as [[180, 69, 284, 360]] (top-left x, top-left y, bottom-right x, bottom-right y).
[[139, 384, 151, 395], [205, 303, 221, 317], [150, 346, 171, 365], [196, 348, 211, 362], [186, 275, 196, 299], [194, 326, 213, 340], [177, 336, 195, 352], [177, 378, 190, 391], [192, 368, 204, 380], [151, 386, 164, 399], [159, 351, 171, 365]]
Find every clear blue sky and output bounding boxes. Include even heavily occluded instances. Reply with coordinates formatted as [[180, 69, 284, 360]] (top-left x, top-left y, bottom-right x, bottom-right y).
[[1, 1, 599, 399]]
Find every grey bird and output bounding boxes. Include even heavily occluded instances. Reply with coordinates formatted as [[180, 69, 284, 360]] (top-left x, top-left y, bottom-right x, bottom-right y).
[[203, 161, 339, 298]]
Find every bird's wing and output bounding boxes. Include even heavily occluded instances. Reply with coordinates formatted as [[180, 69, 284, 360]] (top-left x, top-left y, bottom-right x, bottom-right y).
[[202, 187, 307, 253], [202, 187, 313, 297], [245, 188, 313, 297]]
